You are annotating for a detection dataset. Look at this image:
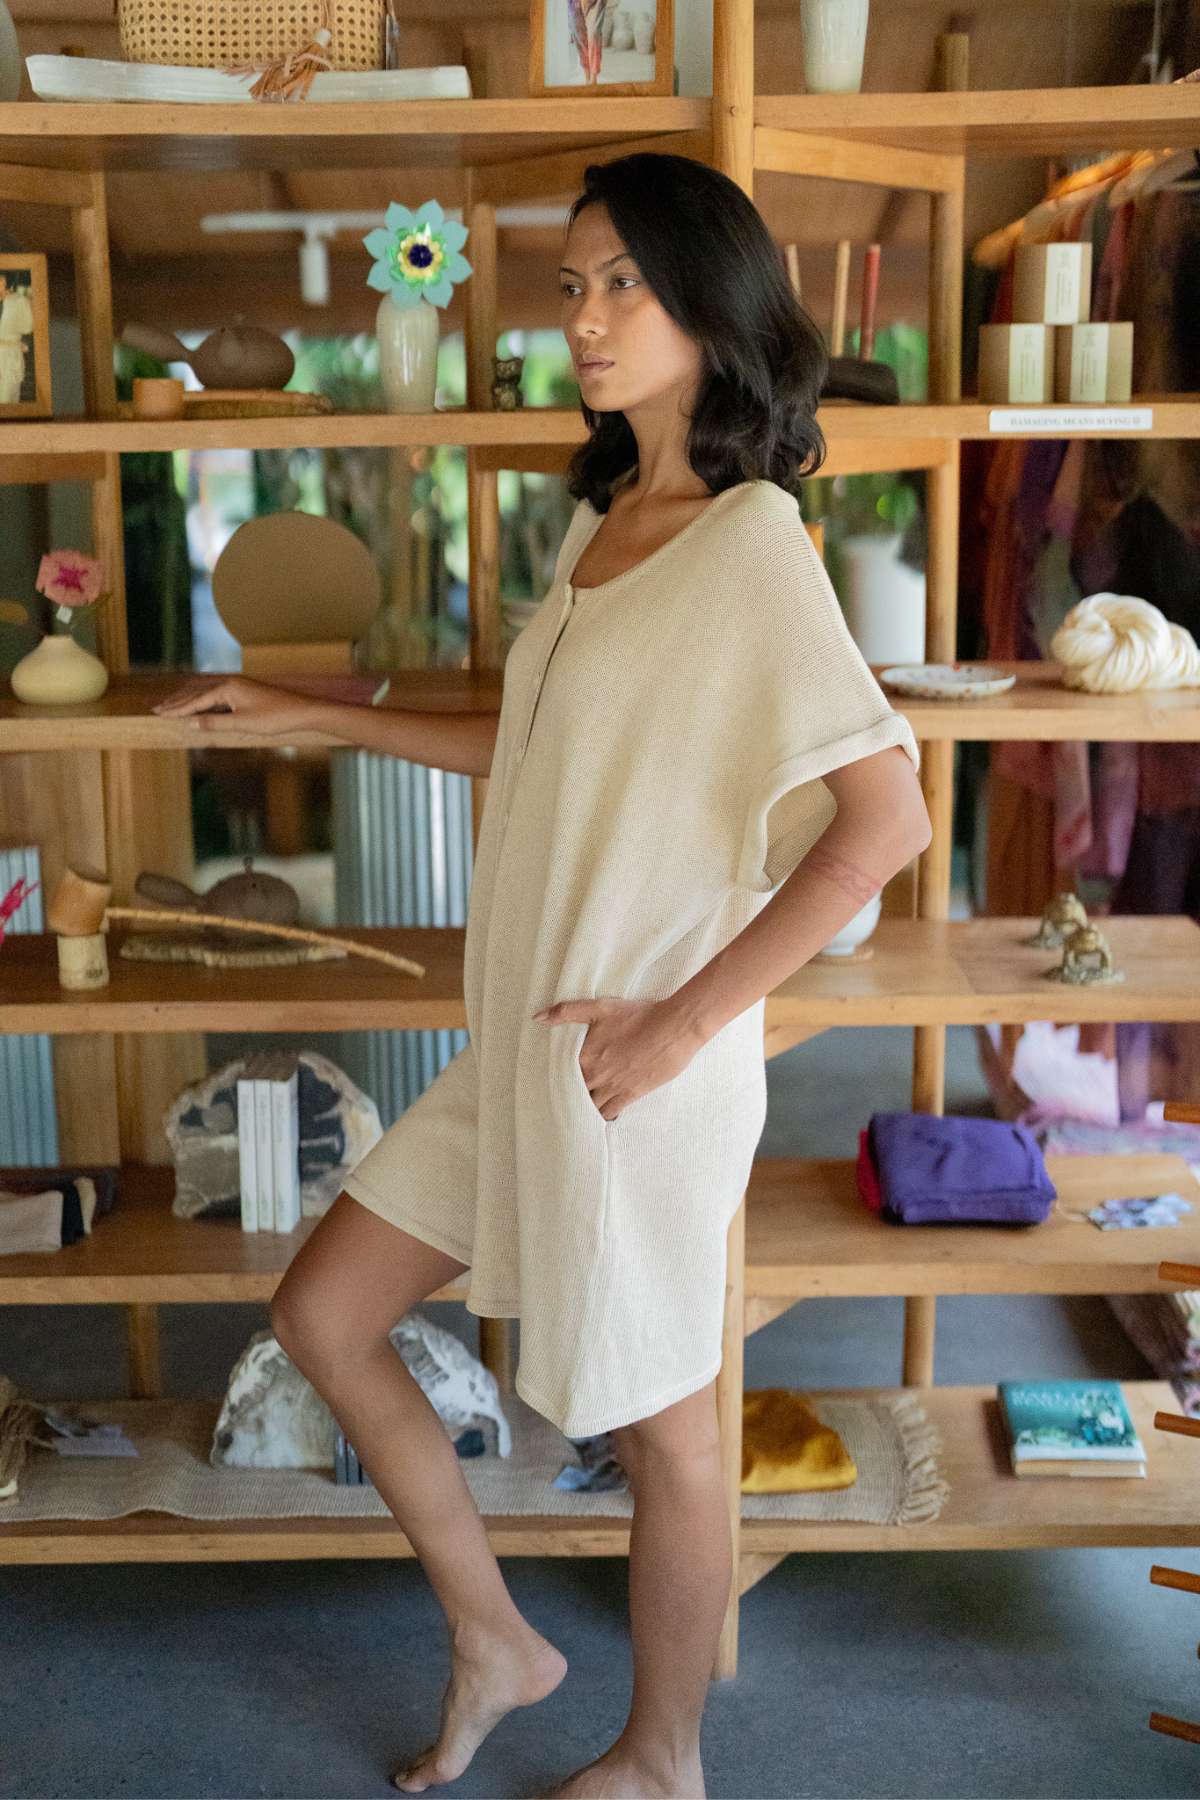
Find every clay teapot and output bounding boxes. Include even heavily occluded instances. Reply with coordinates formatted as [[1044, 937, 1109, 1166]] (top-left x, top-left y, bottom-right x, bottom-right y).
[[136, 857, 300, 943], [120, 320, 295, 391]]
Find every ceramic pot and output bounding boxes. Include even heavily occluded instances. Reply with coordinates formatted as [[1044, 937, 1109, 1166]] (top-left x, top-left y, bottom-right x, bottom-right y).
[[0, 1, 21, 103], [10, 632, 109, 704], [376, 292, 440, 413], [819, 891, 882, 957], [801, 0, 869, 93]]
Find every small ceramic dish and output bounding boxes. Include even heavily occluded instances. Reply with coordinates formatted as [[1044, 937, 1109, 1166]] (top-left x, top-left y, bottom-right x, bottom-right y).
[[879, 663, 1017, 700]]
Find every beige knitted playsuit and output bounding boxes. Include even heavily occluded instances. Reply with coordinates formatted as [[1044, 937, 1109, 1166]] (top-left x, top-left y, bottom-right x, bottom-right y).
[[341, 477, 920, 1438]]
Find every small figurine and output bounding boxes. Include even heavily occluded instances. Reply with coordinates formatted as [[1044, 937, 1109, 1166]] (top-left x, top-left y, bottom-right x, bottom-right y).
[[1025, 890, 1089, 948], [1045, 922, 1125, 987], [491, 353, 525, 410]]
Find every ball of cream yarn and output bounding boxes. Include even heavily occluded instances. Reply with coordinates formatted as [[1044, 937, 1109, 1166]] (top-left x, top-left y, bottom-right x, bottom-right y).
[[1049, 592, 1200, 693]]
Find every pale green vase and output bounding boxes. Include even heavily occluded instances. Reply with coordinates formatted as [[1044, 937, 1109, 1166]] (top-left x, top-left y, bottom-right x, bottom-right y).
[[10, 632, 109, 704]]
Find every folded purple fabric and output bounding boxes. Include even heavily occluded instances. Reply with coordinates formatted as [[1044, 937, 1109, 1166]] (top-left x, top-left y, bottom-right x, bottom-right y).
[[866, 1112, 1056, 1225]]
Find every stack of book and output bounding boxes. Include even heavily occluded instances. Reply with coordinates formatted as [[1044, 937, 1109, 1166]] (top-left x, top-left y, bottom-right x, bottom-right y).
[[236, 1051, 301, 1233], [997, 1378, 1147, 1479]]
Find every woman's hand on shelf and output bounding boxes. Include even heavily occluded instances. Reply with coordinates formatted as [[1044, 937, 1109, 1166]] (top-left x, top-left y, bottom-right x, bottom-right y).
[[151, 676, 322, 735]]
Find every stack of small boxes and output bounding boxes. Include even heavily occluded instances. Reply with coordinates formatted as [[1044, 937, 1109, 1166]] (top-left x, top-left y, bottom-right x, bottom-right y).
[[236, 1049, 302, 1233], [979, 242, 1133, 405]]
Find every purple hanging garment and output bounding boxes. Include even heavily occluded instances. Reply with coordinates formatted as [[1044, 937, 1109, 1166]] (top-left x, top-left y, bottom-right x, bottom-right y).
[[867, 1112, 1057, 1226]]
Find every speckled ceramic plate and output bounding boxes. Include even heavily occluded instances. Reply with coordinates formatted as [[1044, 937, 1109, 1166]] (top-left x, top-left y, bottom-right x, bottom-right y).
[[879, 663, 1017, 700]]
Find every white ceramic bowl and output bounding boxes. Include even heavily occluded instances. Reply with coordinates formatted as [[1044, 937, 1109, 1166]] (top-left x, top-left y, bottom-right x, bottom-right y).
[[819, 890, 882, 956]]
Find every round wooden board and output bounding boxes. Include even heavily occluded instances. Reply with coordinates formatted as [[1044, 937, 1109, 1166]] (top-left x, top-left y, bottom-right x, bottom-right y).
[[212, 510, 382, 646]]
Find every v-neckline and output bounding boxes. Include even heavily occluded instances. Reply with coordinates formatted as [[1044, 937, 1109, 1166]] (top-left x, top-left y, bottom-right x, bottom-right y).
[[566, 479, 765, 597]]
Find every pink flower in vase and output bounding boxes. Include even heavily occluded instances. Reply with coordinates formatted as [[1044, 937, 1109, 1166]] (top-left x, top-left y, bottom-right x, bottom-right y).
[[0, 876, 37, 948], [35, 550, 105, 631]]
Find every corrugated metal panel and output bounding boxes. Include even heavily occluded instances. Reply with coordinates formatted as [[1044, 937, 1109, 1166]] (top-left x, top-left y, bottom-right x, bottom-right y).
[[0, 844, 59, 1165], [331, 750, 473, 1128]]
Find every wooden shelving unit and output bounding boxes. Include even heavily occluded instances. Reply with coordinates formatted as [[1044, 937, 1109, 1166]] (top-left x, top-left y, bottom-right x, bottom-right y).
[[3, 0, 1200, 1680]]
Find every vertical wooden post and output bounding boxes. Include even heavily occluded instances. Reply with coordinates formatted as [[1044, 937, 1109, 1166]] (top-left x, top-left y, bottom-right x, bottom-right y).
[[462, 172, 512, 1393], [905, 35, 968, 1386], [710, 0, 754, 1680]]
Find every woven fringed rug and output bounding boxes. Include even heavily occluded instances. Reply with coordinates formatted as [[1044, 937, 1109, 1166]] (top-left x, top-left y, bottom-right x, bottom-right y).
[[3, 1391, 948, 1526]]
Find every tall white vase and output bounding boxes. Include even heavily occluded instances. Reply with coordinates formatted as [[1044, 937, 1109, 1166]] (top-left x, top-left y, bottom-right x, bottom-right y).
[[801, 0, 869, 93], [0, 1, 20, 103], [376, 293, 440, 413], [840, 532, 926, 664]]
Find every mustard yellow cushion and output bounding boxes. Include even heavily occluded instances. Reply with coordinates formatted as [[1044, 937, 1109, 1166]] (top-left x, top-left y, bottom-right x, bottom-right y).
[[740, 1388, 858, 1493]]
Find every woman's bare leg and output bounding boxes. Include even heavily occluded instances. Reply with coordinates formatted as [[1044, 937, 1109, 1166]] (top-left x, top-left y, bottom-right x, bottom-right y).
[[270, 1190, 567, 1792], [544, 1378, 728, 1799]]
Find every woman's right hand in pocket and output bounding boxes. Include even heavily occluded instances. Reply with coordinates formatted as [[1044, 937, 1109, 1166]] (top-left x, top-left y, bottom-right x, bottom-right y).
[[152, 676, 318, 736]]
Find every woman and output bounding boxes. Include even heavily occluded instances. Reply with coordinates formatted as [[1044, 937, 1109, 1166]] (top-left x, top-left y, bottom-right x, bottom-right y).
[[154, 152, 931, 1799]]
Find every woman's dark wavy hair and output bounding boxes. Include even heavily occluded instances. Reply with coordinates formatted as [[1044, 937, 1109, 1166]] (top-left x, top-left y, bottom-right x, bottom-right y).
[[562, 151, 827, 512]]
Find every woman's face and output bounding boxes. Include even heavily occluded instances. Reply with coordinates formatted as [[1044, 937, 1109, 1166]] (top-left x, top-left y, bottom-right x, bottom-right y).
[[558, 201, 704, 415]]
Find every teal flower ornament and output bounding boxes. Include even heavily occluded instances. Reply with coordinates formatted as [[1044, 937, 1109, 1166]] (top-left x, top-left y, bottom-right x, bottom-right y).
[[363, 200, 472, 311]]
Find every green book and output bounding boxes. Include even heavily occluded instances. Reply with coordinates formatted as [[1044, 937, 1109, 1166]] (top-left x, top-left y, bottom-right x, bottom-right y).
[[997, 1379, 1146, 1478]]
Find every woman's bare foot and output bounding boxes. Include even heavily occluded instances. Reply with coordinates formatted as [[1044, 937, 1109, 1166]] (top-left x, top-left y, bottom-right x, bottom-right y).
[[391, 1619, 567, 1793], [542, 1741, 705, 1799]]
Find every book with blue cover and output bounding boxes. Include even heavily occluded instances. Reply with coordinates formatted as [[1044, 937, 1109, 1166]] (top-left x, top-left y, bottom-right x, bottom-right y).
[[997, 1379, 1146, 1478]]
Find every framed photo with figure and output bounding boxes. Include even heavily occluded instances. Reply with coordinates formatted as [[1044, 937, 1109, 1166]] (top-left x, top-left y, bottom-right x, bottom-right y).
[[0, 253, 52, 419], [529, 0, 674, 98]]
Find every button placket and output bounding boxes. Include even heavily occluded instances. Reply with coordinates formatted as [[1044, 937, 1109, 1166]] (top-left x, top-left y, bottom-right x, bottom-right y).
[[501, 582, 575, 831]]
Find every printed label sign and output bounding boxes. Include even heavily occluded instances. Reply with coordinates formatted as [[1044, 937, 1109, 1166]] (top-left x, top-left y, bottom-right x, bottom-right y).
[[987, 407, 1153, 434]]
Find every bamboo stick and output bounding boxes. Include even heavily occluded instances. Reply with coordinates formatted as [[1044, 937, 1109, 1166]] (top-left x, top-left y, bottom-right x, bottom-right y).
[[830, 238, 851, 355]]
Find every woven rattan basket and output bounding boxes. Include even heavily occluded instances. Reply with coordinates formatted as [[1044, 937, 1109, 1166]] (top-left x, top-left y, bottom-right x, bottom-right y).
[[116, 0, 387, 72]]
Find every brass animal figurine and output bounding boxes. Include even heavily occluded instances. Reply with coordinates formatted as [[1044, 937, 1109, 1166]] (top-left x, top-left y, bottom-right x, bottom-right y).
[[1046, 922, 1125, 986], [491, 353, 525, 410], [1025, 890, 1089, 948]]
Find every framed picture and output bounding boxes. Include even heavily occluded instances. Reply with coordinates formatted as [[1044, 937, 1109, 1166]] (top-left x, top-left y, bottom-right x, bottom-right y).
[[0, 253, 52, 419], [530, 0, 674, 98]]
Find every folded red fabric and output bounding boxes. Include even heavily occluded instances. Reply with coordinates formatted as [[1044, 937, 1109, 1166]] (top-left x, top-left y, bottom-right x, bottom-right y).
[[856, 1127, 884, 1213]]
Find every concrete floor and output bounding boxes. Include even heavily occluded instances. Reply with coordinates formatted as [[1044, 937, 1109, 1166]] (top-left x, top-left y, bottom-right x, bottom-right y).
[[3, 1020, 1198, 1798]]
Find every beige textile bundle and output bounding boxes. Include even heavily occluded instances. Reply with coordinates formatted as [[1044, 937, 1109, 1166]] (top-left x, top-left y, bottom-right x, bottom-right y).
[[1049, 593, 1200, 693]]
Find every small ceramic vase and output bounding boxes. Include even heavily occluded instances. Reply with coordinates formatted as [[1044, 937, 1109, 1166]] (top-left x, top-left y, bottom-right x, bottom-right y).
[[376, 292, 440, 412], [10, 632, 109, 704]]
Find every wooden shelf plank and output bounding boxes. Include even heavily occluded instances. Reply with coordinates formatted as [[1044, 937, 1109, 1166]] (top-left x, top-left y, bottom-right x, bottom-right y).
[[768, 914, 1200, 1028], [0, 96, 711, 174], [745, 1153, 1200, 1299], [0, 401, 1196, 462], [1, 1383, 1193, 1562], [6, 664, 1200, 752], [887, 661, 1200, 742], [6, 1153, 1200, 1308], [1, 88, 1195, 176], [745, 1382, 1200, 1553], [0, 670, 505, 752], [755, 86, 1200, 156], [0, 926, 469, 1033], [0, 1163, 470, 1304], [4, 915, 1199, 1035]]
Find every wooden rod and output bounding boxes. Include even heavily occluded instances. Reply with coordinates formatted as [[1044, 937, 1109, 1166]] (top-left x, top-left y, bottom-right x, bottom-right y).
[[1150, 1566, 1200, 1596], [1153, 1411, 1200, 1439], [783, 241, 802, 301], [103, 905, 426, 976], [1159, 1261, 1200, 1285], [1163, 1103, 1200, 1124], [860, 242, 881, 360], [1149, 1713, 1200, 1746], [830, 239, 851, 356]]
